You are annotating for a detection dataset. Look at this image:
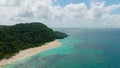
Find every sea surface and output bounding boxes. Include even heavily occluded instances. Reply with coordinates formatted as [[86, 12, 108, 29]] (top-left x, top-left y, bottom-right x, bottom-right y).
[[5, 28, 120, 68]]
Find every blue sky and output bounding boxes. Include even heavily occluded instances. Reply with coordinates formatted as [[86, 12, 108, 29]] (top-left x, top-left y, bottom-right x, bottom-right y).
[[55, 0, 120, 6], [0, 0, 120, 27], [54, 0, 89, 6], [54, 0, 120, 14]]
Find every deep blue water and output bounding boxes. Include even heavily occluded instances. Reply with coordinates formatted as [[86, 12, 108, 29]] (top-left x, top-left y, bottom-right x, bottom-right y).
[[5, 28, 120, 68]]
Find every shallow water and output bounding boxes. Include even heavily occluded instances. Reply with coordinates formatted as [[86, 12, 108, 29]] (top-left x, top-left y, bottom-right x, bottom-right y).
[[5, 28, 120, 68]]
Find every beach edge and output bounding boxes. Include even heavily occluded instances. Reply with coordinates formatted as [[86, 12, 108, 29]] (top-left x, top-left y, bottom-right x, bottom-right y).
[[0, 39, 61, 67]]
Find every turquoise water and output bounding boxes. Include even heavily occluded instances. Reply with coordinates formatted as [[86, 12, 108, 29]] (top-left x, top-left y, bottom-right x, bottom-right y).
[[5, 28, 120, 68]]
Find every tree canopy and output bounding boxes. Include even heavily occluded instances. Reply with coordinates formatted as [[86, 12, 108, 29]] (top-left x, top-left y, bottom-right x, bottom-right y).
[[0, 22, 67, 60]]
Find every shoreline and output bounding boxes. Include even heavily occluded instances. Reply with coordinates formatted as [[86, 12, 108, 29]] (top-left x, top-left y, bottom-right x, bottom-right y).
[[0, 40, 61, 66]]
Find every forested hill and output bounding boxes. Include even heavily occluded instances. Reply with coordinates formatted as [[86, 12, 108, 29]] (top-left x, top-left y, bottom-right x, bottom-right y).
[[0, 22, 67, 60]]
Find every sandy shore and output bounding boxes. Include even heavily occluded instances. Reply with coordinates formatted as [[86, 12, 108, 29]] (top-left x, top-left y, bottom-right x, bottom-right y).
[[0, 40, 61, 66]]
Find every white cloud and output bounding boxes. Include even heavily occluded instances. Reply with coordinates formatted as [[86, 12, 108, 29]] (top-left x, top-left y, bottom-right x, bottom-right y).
[[105, 4, 120, 13], [63, 3, 87, 19], [0, 0, 120, 27]]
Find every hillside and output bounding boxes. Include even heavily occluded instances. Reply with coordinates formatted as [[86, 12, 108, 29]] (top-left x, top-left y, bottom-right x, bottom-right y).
[[0, 22, 67, 60]]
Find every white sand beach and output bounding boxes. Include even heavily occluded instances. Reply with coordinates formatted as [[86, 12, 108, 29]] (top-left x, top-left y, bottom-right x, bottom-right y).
[[0, 40, 61, 66]]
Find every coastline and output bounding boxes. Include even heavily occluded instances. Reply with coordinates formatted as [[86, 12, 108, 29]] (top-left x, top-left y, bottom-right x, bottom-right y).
[[0, 39, 61, 67]]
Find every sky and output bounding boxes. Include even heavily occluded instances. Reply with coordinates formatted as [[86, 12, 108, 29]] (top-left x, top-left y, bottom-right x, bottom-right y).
[[0, 0, 120, 28]]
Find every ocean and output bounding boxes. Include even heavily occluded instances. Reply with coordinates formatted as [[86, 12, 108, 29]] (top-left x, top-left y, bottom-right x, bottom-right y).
[[5, 28, 120, 68]]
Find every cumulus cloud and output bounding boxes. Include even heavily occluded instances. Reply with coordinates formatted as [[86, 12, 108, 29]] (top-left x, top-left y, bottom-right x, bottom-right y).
[[0, 0, 120, 27], [64, 3, 87, 19]]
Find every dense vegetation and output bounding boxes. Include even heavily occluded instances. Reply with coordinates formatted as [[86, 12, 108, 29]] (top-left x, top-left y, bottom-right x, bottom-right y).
[[0, 22, 67, 60], [54, 31, 68, 39]]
